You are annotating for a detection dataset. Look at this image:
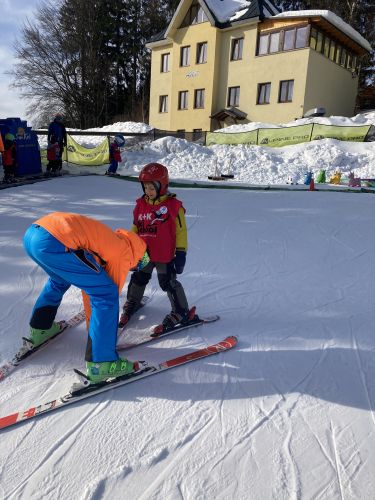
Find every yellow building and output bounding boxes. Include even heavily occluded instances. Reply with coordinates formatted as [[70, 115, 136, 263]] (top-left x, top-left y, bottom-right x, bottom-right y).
[[146, 0, 372, 132]]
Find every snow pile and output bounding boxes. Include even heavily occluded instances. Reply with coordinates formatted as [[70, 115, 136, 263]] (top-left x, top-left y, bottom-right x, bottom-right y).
[[35, 113, 375, 185]]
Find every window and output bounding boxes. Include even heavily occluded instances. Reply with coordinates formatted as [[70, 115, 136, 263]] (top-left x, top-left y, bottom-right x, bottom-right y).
[[269, 32, 280, 53], [180, 46, 190, 66], [295, 26, 308, 49], [316, 31, 323, 52], [228, 86, 240, 107], [309, 25, 357, 74], [329, 40, 336, 61], [283, 29, 295, 51], [335, 44, 341, 64], [178, 90, 188, 110], [310, 27, 317, 50], [194, 88, 205, 108], [159, 95, 168, 113], [161, 53, 170, 73], [257, 83, 271, 104], [231, 38, 243, 60], [340, 48, 347, 67], [181, 2, 208, 27], [196, 42, 207, 64], [279, 80, 294, 103], [258, 34, 269, 55], [258, 25, 309, 55]]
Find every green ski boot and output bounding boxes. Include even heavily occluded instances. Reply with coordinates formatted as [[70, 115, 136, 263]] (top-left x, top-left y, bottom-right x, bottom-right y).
[[29, 322, 63, 347], [86, 358, 138, 383]]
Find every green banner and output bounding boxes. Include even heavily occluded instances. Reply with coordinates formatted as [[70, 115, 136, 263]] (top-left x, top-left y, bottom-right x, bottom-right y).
[[258, 124, 313, 147], [311, 124, 371, 142], [63, 135, 109, 166], [40, 148, 48, 166], [206, 130, 258, 146], [206, 123, 371, 147]]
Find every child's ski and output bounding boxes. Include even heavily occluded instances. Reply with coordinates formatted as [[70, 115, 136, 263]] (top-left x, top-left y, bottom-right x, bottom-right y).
[[0, 336, 237, 431], [0, 311, 86, 382], [117, 312, 219, 350]]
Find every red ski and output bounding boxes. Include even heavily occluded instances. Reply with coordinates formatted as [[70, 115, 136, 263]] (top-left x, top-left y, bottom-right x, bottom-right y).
[[0, 336, 237, 431]]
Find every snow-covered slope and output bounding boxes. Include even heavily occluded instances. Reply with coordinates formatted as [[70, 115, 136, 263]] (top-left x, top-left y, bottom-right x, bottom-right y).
[[1, 176, 375, 498]]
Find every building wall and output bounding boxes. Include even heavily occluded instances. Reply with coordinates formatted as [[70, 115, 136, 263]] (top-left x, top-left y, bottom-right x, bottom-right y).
[[304, 49, 359, 117], [149, 43, 173, 130], [170, 22, 219, 131], [214, 26, 310, 125], [148, 14, 363, 131]]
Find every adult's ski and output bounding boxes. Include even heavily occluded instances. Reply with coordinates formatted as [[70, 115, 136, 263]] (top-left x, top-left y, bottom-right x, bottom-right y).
[[0, 336, 237, 431], [117, 311, 219, 350], [0, 311, 86, 382]]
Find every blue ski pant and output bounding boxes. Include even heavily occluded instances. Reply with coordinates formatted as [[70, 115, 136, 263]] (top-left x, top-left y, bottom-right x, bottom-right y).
[[23, 224, 119, 362], [107, 159, 118, 173]]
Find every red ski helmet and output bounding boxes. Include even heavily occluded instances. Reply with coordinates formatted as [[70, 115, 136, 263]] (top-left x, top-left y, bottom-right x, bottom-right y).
[[139, 163, 169, 196]]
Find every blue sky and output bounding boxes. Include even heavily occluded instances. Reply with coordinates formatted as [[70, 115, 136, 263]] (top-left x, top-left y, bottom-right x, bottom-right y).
[[0, 0, 40, 124]]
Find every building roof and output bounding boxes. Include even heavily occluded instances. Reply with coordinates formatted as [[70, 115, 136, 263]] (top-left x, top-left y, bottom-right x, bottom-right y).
[[210, 107, 248, 121], [204, 0, 280, 25], [148, 0, 281, 44]]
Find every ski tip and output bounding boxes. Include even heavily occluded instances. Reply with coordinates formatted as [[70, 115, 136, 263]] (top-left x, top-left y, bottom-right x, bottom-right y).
[[223, 336, 238, 346]]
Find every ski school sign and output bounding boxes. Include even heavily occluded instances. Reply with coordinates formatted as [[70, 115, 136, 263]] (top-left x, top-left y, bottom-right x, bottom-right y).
[[206, 123, 372, 147]]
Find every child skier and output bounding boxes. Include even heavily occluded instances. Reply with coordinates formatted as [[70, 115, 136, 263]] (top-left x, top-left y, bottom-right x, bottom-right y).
[[46, 134, 61, 175], [2, 133, 17, 183], [106, 134, 125, 176], [119, 162, 194, 334], [23, 212, 149, 383]]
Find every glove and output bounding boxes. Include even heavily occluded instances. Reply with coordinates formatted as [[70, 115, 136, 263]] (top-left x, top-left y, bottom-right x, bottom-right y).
[[174, 250, 186, 274]]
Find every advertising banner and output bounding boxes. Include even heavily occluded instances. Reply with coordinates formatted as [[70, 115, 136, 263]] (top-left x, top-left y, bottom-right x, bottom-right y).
[[206, 130, 258, 146], [310, 124, 371, 142], [258, 124, 313, 147], [63, 134, 109, 166], [206, 124, 371, 147]]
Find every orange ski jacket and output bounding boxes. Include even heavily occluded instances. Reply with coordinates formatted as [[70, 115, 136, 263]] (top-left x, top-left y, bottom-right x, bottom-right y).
[[35, 212, 146, 324]]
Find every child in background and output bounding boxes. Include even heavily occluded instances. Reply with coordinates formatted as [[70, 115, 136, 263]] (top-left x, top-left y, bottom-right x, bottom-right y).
[[119, 162, 196, 334], [106, 134, 125, 176], [2, 133, 17, 183], [46, 134, 61, 176]]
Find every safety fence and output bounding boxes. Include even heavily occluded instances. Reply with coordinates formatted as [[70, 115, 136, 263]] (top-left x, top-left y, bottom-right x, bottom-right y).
[[206, 123, 374, 147]]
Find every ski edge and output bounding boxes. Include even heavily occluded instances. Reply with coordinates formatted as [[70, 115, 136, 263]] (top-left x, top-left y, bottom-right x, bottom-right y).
[[0, 335, 237, 431]]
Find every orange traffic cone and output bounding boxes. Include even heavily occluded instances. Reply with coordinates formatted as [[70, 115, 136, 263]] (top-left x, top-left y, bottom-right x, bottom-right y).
[[309, 178, 315, 191]]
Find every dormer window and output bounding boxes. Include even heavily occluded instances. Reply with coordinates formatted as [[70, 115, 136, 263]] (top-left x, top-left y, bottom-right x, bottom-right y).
[[180, 2, 208, 28]]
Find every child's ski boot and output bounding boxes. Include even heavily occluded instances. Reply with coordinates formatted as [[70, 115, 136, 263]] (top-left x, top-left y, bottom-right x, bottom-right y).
[[152, 307, 198, 336]]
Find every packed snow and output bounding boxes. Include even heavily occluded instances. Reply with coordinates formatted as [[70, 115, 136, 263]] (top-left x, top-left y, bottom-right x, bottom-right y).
[[1, 113, 375, 499]]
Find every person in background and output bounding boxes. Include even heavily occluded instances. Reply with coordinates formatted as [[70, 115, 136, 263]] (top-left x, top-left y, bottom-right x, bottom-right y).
[[23, 212, 149, 383], [46, 134, 61, 176], [2, 133, 17, 183], [105, 134, 125, 176], [119, 163, 193, 334], [48, 114, 67, 172]]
